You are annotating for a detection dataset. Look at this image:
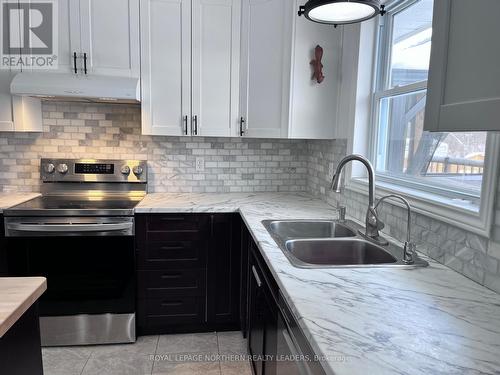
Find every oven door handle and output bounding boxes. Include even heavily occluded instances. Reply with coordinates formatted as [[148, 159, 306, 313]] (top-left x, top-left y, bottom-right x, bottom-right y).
[[6, 222, 133, 233]]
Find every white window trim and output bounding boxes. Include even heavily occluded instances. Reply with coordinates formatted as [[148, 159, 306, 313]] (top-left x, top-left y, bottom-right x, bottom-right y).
[[341, 0, 500, 238], [347, 132, 500, 237]]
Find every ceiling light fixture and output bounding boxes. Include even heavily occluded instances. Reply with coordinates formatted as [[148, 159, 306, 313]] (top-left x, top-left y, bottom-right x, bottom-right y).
[[298, 0, 386, 26]]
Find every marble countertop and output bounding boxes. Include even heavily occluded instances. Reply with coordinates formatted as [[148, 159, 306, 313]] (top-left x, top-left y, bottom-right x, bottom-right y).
[[0, 192, 40, 213], [138, 193, 500, 375], [0, 277, 47, 337]]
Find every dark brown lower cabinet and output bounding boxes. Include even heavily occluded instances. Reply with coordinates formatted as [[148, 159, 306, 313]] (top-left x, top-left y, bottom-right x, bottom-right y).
[[0, 302, 44, 375], [248, 244, 277, 375], [136, 213, 241, 334], [246, 235, 326, 375], [136, 212, 325, 375], [0, 214, 6, 276]]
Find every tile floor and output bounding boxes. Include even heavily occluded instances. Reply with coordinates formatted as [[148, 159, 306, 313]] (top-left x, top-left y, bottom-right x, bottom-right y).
[[42, 331, 252, 375]]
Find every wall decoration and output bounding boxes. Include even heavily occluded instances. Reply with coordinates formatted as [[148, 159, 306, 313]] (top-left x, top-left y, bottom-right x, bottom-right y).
[[310, 45, 325, 84]]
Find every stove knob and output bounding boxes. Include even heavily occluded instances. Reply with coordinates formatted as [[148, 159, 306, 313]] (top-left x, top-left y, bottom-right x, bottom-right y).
[[121, 165, 131, 175], [44, 163, 55, 174], [56, 163, 69, 174], [133, 165, 143, 176]]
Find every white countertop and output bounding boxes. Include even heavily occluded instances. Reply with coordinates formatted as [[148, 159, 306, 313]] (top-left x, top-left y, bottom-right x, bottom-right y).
[[0, 277, 47, 338], [0, 192, 40, 213], [137, 192, 500, 375]]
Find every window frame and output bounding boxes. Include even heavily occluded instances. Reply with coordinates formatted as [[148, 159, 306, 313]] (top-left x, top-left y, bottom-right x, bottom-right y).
[[346, 0, 500, 237]]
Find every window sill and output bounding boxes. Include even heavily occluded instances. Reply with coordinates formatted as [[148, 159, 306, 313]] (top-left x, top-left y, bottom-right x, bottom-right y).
[[347, 177, 491, 237]]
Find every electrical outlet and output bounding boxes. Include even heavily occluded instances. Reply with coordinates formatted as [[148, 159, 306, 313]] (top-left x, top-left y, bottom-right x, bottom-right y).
[[195, 157, 205, 172]]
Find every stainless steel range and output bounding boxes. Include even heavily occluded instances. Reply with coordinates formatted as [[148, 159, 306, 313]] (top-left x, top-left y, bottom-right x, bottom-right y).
[[4, 159, 147, 346]]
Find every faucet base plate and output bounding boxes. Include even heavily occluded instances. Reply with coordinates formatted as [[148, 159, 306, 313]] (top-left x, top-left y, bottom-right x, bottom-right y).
[[358, 230, 389, 246]]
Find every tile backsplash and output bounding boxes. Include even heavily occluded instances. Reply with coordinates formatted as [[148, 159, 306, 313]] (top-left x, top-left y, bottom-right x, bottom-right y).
[[306, 139, 500, 295], [0, 102, 499, 294], [0, 102, 308, 193]]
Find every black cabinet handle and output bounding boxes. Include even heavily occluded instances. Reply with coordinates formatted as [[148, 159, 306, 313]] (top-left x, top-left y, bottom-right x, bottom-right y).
[[251, 265, 262, 288], [73, 52, 77, 74], [240, 117, 245, 136], [159, 217, 186, 221], [183, 115, 188, 135], [159, 245, 184, 251], [83, 53, 88, 74], [161, 274, 181, 280], [161, 301, 183, 307], [193, 115, 198, 135]]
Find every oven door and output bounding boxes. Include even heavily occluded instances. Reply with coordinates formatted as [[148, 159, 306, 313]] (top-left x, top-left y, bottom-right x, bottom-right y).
[[4, 218, 136, 345]]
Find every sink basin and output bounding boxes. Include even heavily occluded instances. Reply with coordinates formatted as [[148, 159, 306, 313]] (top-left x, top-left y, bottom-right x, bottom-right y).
[[261, 218, 428, 268], [285, 238, 397, 266], [265, 220, 356, 240]]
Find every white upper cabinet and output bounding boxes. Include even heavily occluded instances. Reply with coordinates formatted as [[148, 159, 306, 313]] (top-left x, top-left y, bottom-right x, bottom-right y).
[[425, 0, 500, 132], [141, 0, 241, 137], [141, 0, 191, 136], [54, 0, 80, 74], [239, 0, 341, 139], [239, 0, 293, 138], [0, 69, 17, 132], [52, 0, 140, 77], [0, 2, 42, 132], [79, 0, 140, 77], [191, 0, 241, 137]]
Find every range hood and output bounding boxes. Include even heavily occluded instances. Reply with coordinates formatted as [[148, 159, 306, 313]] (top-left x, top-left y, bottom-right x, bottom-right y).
[[11, 72, 140, 103]]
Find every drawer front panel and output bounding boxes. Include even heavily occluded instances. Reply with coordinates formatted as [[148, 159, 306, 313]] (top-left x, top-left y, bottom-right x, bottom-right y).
[[146, 215, 209, 233], [138, 269, 206, 299], [139, 296, 206, 326], [138, 240, 207, 269]]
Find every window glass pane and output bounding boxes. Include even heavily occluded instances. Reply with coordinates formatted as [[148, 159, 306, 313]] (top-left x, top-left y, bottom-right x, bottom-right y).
[[376, 92, 486, 197], [390, 0, 434, 87]]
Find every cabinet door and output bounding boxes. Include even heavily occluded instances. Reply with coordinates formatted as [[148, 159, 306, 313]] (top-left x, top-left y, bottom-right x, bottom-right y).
[[141, 0, 191, 136], [248, 262, 265, 375], [207, 214, 240, 326], [54, 0, 81, 74], [0, 1, 19, 131], [424, 0, 500, 132], [79, 0, 140, 77], [0, 2, 42, 132], [239, 0, 293, 138], [191, 0, 240, 137], [248, 258, 277, 375], [0, 70, 15, 131]]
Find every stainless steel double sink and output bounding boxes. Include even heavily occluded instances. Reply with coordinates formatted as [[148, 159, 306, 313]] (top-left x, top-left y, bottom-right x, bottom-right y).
[[262, 220, 429, 269]]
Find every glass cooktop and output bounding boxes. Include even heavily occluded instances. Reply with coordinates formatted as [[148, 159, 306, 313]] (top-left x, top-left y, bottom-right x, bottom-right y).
[[4, 195, 144, 216]]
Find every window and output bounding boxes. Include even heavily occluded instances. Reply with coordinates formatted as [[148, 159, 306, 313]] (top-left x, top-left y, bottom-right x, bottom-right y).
[[371, 0, 490, 210]]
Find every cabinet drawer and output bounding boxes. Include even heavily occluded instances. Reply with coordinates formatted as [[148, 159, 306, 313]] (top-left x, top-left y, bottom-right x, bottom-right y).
[[138, 240, 207, 269], [146, 214, 209, 233], [138, 296, 206, 326], [137, 269, 206, 299]]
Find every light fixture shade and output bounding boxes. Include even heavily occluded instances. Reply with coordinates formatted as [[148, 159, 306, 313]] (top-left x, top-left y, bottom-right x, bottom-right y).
[[298, 0, 383, 25]]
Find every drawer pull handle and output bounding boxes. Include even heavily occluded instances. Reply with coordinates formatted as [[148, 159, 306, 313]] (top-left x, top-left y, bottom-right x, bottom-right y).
[[161, 274, 181, 279], [252, 265, 262, 288], [159, 246, 184, 251], [159, 217, 186, 221], [161, 301, 183, 307]]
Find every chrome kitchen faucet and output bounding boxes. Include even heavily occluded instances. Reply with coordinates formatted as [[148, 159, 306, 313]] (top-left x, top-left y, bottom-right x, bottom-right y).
[[331, 154, 387, 245]]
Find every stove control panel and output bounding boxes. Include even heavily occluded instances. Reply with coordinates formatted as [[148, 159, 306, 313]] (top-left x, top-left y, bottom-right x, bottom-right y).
[[41, 159, 147, 183]]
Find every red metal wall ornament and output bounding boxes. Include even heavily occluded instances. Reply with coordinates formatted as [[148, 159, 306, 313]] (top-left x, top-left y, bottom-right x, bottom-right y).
[[310, 45, 324, 84]]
